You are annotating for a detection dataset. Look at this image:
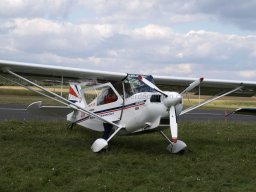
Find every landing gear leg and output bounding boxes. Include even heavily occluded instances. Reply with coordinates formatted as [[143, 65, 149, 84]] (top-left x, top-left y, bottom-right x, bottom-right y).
[[67, 123, 74, 130], [102, 123, 113, 140], [159, 131, 187, 154], [91, 125, 124, 153]]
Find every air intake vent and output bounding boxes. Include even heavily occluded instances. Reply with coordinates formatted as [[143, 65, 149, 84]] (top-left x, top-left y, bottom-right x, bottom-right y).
[[150, 94, 161, 102]]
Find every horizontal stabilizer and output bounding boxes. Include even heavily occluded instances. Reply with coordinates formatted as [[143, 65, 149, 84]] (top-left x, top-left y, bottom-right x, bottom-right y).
[[228, 108, 256, 116], [27, 101, 73, 117]]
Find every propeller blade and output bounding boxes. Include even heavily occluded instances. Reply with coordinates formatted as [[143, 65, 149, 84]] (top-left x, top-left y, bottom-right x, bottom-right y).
[[138, 75, 168, 97], [180, 77, 204, 94], [169, 106, 178, 143]]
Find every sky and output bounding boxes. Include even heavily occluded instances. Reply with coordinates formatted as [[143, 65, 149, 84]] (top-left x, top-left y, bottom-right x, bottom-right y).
[[0, 0, 256, 81]]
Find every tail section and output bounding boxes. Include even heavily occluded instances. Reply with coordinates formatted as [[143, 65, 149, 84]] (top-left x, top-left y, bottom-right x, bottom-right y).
[[68, 84, 86, 108]]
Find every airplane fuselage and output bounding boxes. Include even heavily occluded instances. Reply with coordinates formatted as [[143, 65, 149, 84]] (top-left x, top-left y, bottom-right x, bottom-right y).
[[67, 92, 183, 134]]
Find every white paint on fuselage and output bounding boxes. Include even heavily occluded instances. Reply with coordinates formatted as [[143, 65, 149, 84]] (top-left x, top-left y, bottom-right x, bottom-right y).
[[67, 92, 183, 135]]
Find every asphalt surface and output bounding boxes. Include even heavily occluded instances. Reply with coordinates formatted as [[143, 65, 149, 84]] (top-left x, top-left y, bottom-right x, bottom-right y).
[[0, 104, 255, 122], [0, 104, 64, 121]]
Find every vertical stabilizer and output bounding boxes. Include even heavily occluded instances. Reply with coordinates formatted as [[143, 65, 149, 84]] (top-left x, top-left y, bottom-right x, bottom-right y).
[[68, 84, 86, 108]]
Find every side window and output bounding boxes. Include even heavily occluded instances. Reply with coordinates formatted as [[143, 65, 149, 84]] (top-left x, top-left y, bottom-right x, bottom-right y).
[[124, 81, 134, 98], [84, 88, 97, 105], [97, 86, 118, 105]]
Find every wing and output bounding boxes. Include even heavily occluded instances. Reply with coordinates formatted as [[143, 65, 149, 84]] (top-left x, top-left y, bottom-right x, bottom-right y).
[[0, 59, 127, 82], [1, 59, 256, 96], [154, 75, 256, 97]]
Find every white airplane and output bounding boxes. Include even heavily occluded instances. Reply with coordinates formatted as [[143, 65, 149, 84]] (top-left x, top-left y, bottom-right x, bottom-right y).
[[1, 60, 256, 153]]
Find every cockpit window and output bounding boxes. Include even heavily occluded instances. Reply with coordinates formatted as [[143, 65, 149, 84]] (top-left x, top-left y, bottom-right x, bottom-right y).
[[83, 85, 119, 106], [97, 86, 118, 105], [123, 74, 156, 98]]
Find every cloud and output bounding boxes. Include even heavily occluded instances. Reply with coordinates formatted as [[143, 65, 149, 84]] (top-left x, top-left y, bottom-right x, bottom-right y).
[[78, 0, 155, 14], [0, 1, 255, 81], [2, 1, 255, 31], [141, 63, 194, 76], [1, 18, 256, 80], [1, 18, 124, 57], [77, 0, 256, 31], [0, 0, 76, 19], [131, 24, 172, 39], [192, 0, 256, 30], [239, 71, 256, 79]]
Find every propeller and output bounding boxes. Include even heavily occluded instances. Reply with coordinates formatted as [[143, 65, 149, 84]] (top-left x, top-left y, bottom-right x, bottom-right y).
[[138, 75, 204, 144], [169, 105, 178, 143], [180, 77, 204, 94], [138, 75, 168, 97]]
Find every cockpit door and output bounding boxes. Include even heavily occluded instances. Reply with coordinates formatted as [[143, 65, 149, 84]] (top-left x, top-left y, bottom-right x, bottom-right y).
[[83, 83, 123, 122]]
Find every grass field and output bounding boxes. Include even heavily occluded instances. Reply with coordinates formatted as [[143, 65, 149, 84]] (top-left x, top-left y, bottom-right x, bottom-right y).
[[0, 121, 256, 192], [0, 86, 67, 105], [1, 86, 256, 191]]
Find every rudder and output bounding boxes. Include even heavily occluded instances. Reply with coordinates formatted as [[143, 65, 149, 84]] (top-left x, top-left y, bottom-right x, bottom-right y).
[[68, 83, 86, 108]]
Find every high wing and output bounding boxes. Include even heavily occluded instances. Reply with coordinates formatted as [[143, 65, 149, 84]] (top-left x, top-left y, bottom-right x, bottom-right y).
[[0, 60, 126, 82], [1, 59, 256, 96], [154, 76, 256, 97]]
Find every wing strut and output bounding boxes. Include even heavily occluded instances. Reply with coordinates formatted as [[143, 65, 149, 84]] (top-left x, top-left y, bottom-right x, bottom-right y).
[[4, 69, 123, 129], [180, 85, 243, 115]]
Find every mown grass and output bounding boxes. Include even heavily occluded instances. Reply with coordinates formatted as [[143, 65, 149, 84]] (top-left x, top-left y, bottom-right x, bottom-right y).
[[0, 87, 67, 105], [0, 95, 61, 105], [0, 121, 256, 192], [0, 86, 68, 96], [183, 98, 256, 110]]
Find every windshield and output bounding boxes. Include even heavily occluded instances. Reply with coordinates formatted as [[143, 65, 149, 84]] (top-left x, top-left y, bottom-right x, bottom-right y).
[[123, 74, 156, 97]]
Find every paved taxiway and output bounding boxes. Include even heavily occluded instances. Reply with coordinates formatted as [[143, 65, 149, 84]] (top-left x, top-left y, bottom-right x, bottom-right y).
[[0, 104, 255, 122]]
